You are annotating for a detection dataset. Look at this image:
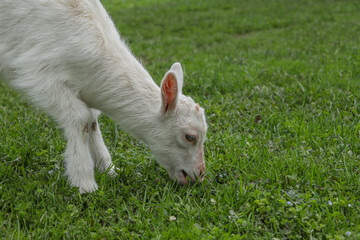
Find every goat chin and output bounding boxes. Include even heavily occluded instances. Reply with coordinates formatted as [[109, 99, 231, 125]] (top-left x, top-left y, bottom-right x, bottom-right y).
[[0, 0, 208, 193]]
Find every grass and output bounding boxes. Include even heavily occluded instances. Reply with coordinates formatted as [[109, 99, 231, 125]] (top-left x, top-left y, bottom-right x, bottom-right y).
[[1, 0, 360, 238]]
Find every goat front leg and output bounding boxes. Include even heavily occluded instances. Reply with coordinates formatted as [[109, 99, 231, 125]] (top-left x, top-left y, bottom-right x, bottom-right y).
[[63, 114, 98, 194], [26, 82, 98, 193], [88, 109, 117, 176]]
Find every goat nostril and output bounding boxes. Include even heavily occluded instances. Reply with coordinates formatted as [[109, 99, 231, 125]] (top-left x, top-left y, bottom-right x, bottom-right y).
[[181, 170, 189, 185], [182, 170, 188, 178]]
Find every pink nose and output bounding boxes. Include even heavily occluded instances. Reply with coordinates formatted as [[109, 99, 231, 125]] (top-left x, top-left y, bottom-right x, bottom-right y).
[[198, 163, 206, 183], [197, 147, 205, 182]]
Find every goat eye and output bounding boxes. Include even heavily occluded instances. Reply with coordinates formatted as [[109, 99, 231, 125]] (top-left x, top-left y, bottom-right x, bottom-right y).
[[185, 134, 196, 143]]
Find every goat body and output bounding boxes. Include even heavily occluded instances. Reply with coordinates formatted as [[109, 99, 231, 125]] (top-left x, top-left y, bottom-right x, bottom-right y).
[[0, 0, 207, 193]]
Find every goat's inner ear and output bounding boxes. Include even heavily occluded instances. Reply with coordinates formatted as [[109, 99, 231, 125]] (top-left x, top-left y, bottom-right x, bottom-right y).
[[161, 71, 178, 113]]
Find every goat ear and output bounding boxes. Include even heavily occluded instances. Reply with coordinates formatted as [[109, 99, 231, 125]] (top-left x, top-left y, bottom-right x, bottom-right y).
[[160, 70, 179, 113], [170, 62, 183, 93]]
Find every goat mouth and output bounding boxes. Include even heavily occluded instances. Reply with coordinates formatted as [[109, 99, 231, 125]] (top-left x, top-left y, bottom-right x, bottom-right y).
[[181, 170, 189, 185]]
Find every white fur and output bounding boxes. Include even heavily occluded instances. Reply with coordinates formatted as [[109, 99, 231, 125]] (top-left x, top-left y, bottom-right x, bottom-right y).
[[0, 0, 207, 193]]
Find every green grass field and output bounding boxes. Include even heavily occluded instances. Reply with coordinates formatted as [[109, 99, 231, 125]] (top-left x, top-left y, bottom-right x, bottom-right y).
[[1, 0, 360, 239]]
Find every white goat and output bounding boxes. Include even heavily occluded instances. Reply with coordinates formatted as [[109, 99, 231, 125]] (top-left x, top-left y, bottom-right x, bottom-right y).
[[0, 0, 207, 193]]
